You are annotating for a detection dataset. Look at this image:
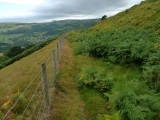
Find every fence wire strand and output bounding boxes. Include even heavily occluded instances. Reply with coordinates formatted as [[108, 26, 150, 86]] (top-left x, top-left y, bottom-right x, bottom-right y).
[[1, 34, 65, 120], [1, 70, 41, 120], [20, 80, 42, 120], [29, 93, 43, 119]]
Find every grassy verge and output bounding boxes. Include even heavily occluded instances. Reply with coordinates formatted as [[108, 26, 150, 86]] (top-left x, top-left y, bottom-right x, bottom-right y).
[[67, 22, 160, 119], [52, 40, 140, 119], [73, 49, 141, 120], [52, 40, 85, 120]]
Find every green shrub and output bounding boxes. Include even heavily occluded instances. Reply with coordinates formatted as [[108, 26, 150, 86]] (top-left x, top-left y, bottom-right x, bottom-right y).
[[1, 92, 27, 114], [10, 92, 27, 113], [107, 80, 160, 120], [76, 66, 115, 92], [155, 82, 160, 93], [96, 112, 120, 120], [69, 27, 160, 89], [0, 111, 4, 118], [70, 27, 160, 66]]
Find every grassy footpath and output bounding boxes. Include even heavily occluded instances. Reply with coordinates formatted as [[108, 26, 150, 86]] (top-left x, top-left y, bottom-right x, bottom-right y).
[[51, 40, 85, 120], [51, 40, 108, 120]]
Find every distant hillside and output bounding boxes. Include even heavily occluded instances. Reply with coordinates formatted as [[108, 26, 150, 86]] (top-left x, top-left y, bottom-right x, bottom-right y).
[[0, 19, 99, 52]]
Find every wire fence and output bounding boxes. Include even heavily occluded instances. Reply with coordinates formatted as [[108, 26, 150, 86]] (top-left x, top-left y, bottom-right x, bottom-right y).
[[0, 34, 65, 120]]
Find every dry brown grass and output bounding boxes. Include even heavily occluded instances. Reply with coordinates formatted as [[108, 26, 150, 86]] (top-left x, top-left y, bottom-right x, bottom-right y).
[[0, 38, 59, 100]]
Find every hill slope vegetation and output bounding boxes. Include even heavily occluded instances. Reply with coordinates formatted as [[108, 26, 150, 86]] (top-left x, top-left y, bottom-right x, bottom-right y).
[[67, 0, 160, 119], [0, 0, 160, 119]]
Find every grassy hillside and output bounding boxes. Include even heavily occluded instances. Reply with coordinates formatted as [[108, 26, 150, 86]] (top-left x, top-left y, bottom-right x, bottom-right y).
[[0, 37, 58, 98], [66, 0, 160, 119], [0, 19, 99, 53], [92, 0, 160, 33], [0, 36, 60, 119], [0, 0, 160, 119]]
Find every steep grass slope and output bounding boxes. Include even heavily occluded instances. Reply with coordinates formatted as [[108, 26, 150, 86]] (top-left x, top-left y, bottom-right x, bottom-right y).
[[67, 0, 160, 119], [92, 0, 160, 33], [0, 38, 59, 100]]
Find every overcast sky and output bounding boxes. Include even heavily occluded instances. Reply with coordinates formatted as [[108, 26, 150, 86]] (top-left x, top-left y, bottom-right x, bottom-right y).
[[0, 0, 142, 23]]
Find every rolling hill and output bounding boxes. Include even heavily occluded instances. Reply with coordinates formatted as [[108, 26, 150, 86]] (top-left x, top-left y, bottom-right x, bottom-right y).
[[66, 0, 160, 119], [0, 19, 99, 53], [0, 0, 160, 119]]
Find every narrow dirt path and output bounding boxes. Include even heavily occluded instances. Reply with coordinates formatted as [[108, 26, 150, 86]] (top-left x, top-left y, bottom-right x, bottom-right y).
[[51, 40, 85, 120]]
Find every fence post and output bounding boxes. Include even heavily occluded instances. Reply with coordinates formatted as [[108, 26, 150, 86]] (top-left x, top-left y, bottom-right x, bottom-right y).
[[59, 38, 62, 54], [52, 50, 57, 85], [41, 63, 50, 107], [57, 43, 60, 63], [62, 34, 65, 45]]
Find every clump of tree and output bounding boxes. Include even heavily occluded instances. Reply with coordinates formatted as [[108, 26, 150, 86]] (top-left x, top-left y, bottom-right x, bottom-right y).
[[101, 15, 107, 21], [0, 37, 57, 69], [5, 46, 24, 58]]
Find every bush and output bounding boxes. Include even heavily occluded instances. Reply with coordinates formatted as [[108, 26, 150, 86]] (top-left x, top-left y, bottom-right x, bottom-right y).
[[107, 80, 160, 120], [97, 112, 120, 120], [76, 66, 115, 92], [5, 46, 24, 58], [69, 27, 160, 89], [0, 111, 4, 118], [1, 92, 26, 114], [69, 27, 160, 66]]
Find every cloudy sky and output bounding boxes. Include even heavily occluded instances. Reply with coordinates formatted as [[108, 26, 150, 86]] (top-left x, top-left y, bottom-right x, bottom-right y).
[[0, 0, 142, 23]]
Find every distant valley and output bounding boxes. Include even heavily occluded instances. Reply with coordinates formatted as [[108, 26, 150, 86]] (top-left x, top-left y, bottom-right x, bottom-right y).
[[0, 19, 99, 53]]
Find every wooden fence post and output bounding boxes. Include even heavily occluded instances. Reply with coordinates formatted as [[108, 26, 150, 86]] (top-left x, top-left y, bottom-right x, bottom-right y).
[[41, 63, 50, 107], [57, 43, 60, 63], [59, 38, 62, 54], [62, 34, 65, 45], [52, 50, 57, 85]]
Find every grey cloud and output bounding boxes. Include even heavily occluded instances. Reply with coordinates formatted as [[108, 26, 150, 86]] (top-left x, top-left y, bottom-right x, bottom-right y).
[[0, 0, 142, 22], [35, 0, 127, 15]]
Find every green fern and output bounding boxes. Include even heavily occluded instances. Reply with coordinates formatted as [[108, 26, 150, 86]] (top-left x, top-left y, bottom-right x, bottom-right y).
[[108, 80, 160, 120]]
